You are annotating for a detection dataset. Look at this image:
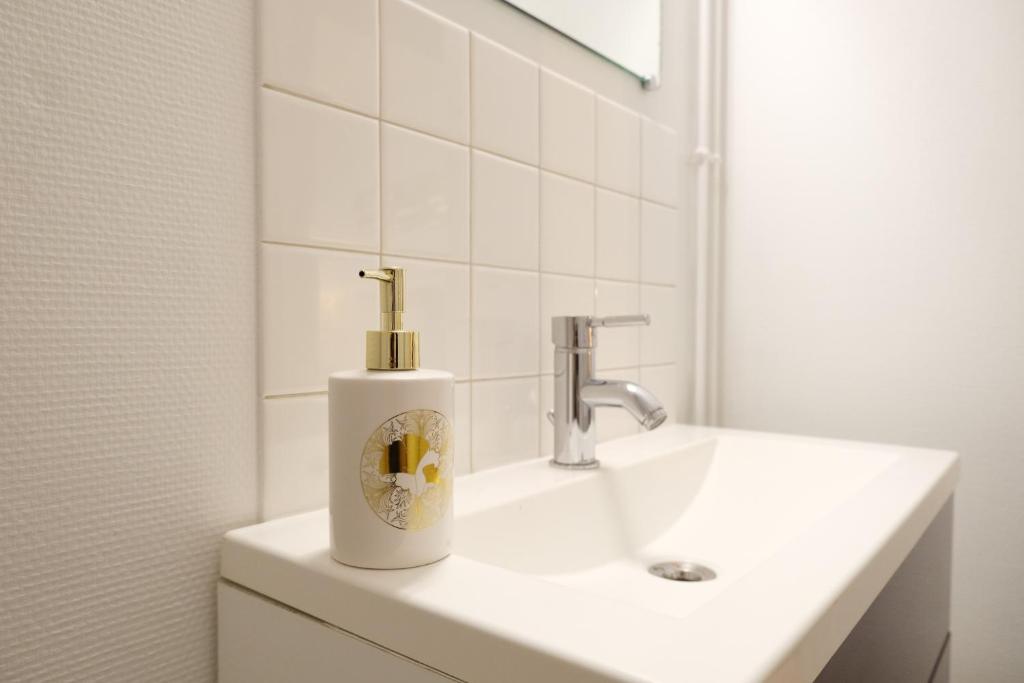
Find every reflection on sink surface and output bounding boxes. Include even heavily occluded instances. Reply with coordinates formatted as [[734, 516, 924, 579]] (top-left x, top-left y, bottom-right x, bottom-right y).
[[454, 435, 897, 620], [221, 424, 958, 683]]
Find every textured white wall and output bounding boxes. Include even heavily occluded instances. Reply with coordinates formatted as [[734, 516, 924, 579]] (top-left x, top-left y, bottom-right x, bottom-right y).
[[0, 2, 257, 681], [721, 1, 1024, 680]]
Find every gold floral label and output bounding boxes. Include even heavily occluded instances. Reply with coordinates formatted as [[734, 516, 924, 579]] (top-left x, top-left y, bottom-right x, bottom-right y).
[[360, 409, 453, 531]]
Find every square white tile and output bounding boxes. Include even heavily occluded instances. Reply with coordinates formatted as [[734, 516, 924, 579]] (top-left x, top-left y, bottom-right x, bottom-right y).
[[471, 377, 540, 471], [261, 245, 379, 396], [471, 35, 539, 165], [595, 280, 641, 370], [640, 364, 678, 424], [261, 89, 379, 252], [471, 151, 539, 270], [540, 69, 595, 182], [380, 0, 469, 143], [540, 172, 594, 277], [384, 256, 470, 379], [640, 284, 677, 366], [641, 118, 680, 206], [260, 0, 378, 116], [596, 368, 642, 443], [596, 97, 640, 195], [539, 274, 595, 373], [641, 201, 678, 285], [595, 189, 640, 282], [472, 266, 540, 379], [381, 123, 470, 262], [262, 394, 329, 520], [454, 382, 471, 475]]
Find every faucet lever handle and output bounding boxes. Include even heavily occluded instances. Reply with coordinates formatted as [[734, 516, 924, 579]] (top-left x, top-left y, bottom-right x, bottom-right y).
[[590, 314, 651, 328]]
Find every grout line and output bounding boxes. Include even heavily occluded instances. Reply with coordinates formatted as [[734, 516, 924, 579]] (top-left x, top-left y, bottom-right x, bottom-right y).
[[467, 31, 475, 474], [264, 390, 329, 400], [264, 241, 659, 286], [254, 5, 267, 523], [377, 0, 384, 266], [592, 89, 599, 326], [261, 368, 670, 403], [379, 117, 469, 152], [469, 372, 545, 384], [265, 377, 476, 401], [537, 64, 545, 462], [262, 240, 380, 256], [638, 194, 681, 211], [593, 183, 643, 204], [385, 251, 474, 268], [262, 84, 378, 122], [538, 361, 649, 377], [637, 163, 644, 369], [471, 146, 534, 173], [639, 115, 646, 200], [262, 240, 671, 285]]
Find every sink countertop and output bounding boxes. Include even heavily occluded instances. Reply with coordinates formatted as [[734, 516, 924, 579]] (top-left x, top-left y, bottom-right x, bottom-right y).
[[220, 425, 958, 683]]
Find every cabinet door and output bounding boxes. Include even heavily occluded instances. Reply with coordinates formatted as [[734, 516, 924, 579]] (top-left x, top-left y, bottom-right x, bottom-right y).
[[218, 582, 458, 683]]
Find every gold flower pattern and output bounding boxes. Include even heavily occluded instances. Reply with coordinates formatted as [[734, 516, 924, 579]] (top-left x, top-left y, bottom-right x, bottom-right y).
[[360, 409, 453, 531]]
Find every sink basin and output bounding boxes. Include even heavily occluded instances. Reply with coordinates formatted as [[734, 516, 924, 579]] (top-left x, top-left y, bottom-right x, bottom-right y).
[[455, 432, 899, 621], [220, 425, 958, 682]]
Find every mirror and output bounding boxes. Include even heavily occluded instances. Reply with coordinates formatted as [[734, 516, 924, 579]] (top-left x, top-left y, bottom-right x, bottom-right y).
[[503, 0, 661, 87]]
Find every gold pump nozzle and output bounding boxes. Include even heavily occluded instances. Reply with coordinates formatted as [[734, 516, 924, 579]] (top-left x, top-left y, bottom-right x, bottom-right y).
[[359, 268, 419, 370]]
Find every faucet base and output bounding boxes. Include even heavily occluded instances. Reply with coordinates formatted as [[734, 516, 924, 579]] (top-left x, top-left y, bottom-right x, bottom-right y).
[[549, 458, 601, 470]]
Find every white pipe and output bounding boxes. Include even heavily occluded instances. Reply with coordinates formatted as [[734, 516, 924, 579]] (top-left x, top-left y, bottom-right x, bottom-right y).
[[693, 0, 724, 426], [708, 0, 724, 426], [693, 0, 714, 424]]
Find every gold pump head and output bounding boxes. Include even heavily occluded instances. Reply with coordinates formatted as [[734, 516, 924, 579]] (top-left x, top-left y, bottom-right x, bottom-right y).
[[359, 268, 419, 370]]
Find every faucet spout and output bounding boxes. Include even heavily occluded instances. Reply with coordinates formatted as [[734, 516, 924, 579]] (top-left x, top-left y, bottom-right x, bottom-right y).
[[581, 379, 667, 431], [548, 314, 666, 469]]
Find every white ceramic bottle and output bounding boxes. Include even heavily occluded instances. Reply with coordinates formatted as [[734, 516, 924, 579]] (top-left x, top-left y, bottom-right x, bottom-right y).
[[329, 267, 454, 569]]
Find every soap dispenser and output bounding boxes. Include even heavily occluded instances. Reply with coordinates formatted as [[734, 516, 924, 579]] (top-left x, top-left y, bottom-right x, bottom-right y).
[[329, 267, 455, 569]]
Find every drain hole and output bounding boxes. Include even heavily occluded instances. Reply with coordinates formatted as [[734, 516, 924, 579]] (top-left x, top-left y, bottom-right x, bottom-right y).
[[648, 561, 716, 582]]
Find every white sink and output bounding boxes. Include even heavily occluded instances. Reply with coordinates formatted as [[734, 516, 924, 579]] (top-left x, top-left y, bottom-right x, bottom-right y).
[[221, 425, 958, 682]]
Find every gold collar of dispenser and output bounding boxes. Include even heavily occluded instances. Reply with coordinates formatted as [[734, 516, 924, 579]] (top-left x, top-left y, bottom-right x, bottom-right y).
[[360, 268, 420, 370]]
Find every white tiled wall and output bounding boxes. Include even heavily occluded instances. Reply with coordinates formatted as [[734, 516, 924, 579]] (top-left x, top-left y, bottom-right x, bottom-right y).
[[258, 0, 681, 519]]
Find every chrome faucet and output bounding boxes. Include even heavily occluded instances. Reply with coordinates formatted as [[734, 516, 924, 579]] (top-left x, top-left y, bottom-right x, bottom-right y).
[[548, 314, 667, 469]]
